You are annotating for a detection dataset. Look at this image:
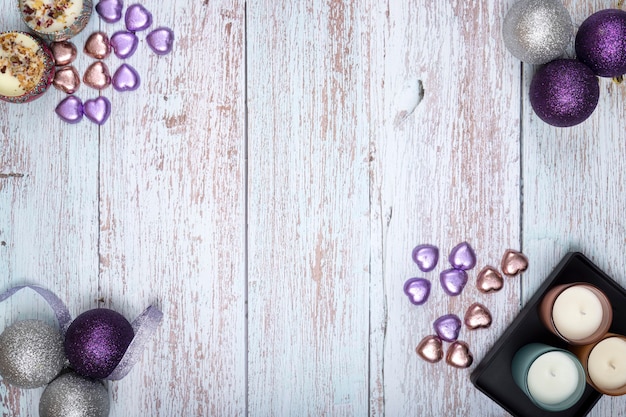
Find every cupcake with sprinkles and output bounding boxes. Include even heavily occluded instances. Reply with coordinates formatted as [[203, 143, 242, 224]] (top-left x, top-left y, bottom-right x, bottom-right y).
[[0, 31, 55, 103], [19, 0, 93, 41]]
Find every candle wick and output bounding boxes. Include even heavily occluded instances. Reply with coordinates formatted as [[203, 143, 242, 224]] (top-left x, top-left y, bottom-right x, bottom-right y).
[[610, 362, 616, 371]]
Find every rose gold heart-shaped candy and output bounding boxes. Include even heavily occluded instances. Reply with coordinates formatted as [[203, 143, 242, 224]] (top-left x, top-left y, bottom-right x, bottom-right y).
[[53, 66, 80, 94], [84, 31, 111, 59], [416, 335, 443, 363], [83, 61, 111, 90], [50, 41, 77, 66], [445, 341, 473, 368], [476, 266, 503, 293], [464, 302, 492, 330], [500, 250, 528, 277]]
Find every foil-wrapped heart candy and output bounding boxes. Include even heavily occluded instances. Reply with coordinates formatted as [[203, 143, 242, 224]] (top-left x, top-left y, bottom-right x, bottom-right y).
[[464, 303, 492, 330], [476, 266, 503, 293], [446, 341, 473, 368], [411, 244, 439, 272], [416, 335, 443, 363], [433, 314, 462, 343], [448, 242, 476, 270], [501, 249, 529, 277]]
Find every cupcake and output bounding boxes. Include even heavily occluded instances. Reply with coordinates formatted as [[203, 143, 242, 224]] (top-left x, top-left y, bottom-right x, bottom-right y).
[[0, 32, 55, 103], [19, 0, 93, 42]]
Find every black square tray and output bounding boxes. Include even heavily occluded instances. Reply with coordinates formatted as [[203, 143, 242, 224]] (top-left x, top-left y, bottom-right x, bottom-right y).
[[470, 252, 626, 417]]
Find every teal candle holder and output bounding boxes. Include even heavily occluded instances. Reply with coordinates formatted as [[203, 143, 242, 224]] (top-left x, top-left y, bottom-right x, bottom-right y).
[[511, 343, 586, 412]]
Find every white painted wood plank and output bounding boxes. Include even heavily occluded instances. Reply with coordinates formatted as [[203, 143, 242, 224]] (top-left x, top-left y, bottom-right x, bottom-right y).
[[246, 1, 372, 415], [523, 1, 626, 415], [97, 1, 247, 416], [0, 4, 101, 415], [373, 1, 522, 416]]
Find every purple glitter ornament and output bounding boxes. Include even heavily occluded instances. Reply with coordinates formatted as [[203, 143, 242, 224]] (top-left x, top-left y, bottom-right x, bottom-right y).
[[64, 308, 134, 379], [439, 268, 468, 296], [576, 9, 626, 78], [434, 314, 462, 343], [403, 278, 431, 306], [448, 242, 476, 270], [529, 59, 599, 127]]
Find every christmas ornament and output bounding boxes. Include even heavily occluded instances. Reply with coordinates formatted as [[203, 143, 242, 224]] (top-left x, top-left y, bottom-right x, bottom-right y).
[[448, 241, 476, 270], [403, 278, 431, 306], [84, 61, 112, 90], [464, 303, 493, 330], [500, 249, 529, 277], [416, 335, 443, 363], [446, 341, 473, 368], [0, 320, 65, 388], [125, 4, 153, 32], [529, 59, 599, 127], [56, 95, 84, 124], [95, 0, 124, 23], [53, 66, 81, 94], [439, 268, 468, 296], [84, 97, 112, 125], [502, 0, 572, 64], [84, 32, 112, 60], [411, 244, 439, 272], [64, 309, 134, 379], [433, 314, 462, 343], [112, 64, 141, 92], [476, 266, 504, 293], [39, 372, 110, 417], [110, 31, 139, 59], [576, 9, 626, 78], [50, 41, 77, 66], [146, 27, 175, 55]]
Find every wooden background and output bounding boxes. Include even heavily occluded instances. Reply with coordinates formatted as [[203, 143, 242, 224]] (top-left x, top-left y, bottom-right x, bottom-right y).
[[1, 0, 626, 415]]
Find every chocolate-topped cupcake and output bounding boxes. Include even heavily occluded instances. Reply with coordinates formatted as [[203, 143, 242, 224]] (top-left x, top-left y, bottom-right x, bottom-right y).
[[19, 0, 93, 42], [0, 31, 55, 103]]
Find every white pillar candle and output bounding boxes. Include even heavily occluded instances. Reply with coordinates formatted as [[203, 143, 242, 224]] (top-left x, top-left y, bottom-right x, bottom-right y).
[[552, 285, 603, 340], [0, 33, 47, 98], [587, 337, 626, 391], [527, 351, 580, 405], [20, 0, 84, 34]]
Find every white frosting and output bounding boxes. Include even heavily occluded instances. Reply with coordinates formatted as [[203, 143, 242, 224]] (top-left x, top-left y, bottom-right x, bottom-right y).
[[21, 0, 84, 33]]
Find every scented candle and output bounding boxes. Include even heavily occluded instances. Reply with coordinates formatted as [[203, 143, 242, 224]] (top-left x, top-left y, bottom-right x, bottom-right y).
[[19, 0, 93, 41], [0, 32, 55, 103], [539, 283, 612, 345], [572, 333, 626, 396], [512, 343, 586, 411]]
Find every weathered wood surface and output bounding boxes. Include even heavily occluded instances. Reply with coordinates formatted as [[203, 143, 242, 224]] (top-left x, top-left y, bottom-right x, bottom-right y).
[[1, 0, 626, 416]]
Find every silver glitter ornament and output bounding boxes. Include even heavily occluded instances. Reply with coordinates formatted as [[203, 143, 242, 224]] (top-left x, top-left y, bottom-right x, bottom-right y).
[[0, 320, 66, 388], [502, 0, 573, 64], [39, 372, 110, 417]]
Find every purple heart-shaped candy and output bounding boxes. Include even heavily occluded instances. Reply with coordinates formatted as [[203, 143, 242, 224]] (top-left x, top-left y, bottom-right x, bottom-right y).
[[96, 0, 124, 23], [110, 31, 138, 59], [125, 4, 153, 32], [411, 244, 439, 272], [448, 241, 476, 270], [84, 97, 111, 125], [440, 268, 468, 296], [112, 64, 140, 92], [146, 27, 174, 55], [55, 96, 84, 124], [403, 278, 431, 306], [434, 314, 462, 343]]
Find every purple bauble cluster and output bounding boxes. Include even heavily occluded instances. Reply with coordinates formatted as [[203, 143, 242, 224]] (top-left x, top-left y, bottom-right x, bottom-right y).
[[64, 308, 134, 379], [522, 7, 626, 127]]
